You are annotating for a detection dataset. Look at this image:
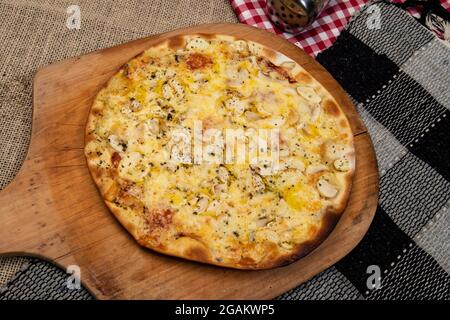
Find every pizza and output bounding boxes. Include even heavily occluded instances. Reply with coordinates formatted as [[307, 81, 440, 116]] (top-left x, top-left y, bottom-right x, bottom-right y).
[[84, 34, 355, 269]]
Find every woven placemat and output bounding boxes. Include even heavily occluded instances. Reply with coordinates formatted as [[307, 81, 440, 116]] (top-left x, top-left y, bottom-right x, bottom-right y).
[[0, 0, 237, 292]]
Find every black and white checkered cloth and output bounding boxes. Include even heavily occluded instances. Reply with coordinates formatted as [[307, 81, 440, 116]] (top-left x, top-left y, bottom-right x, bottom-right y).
[[1, 1, 448, 300]]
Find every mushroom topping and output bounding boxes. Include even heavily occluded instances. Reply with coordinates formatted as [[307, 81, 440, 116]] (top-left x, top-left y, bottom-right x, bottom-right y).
[[248, 42, 262, 55], [266, 116, 285, 128], [217, 166, 230, 184], [334, 158, 351, 172], [324, 142, 348, 161], [287, 108, 299, 126], [245, 111, 261, 121], [129, 99, 142, 112], [145, 119, 160, 135], [296, 86, 321, 104], [226, 66, 249, 87], [282, 157, 305, 171], [255, 216, 271, 228], [297, 121, 306, 130], [207, 200, 220, 212], [108, 135, 127, 153], [169, 79, 185, 99], [186, 37, 210, 51], [317, 178, 338, 198], [311, 105, 321, 122], [280, 61, 296, 70], [225, 96, 246, 116], [196, 197, 209, 213], [279, 146, 290, 158], [281, 87, 298, 96], [212, 183, 226, 195], [162, 83, 173, 100], [232, 40, 248, 53], [252, 173, 266, 193], [306, 164, 328, 175], [256, 104, 272, 117]]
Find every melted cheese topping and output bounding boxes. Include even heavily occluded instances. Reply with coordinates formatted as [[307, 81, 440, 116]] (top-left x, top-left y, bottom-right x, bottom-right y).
[[85, 36, 354, 268]]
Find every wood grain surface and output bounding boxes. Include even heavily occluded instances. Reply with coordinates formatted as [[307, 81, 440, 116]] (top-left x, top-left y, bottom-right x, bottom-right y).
[[0, 23, 379, 299]]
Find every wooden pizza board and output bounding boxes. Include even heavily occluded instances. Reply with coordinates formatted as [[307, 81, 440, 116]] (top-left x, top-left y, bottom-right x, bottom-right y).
[[0, 23, 379, 299]]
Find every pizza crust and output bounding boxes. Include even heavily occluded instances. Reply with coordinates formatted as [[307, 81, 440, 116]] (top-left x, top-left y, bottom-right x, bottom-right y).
[[84, 34, 355, 269]]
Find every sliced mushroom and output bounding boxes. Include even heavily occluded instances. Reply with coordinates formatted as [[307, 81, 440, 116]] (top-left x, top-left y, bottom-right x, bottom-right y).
[[280, 242, 293, 250], [310, 105, 321, 122], [296, 86, 321, 104], [217, 166, 230, 184], [196, 197, 209, 213], [252, 157, 275, 176], [281, 87, 298, 96], [256, 104, 272, 117], [317, 178, 338, 198], [306, 164, 328, 175], [169, 79, 185, 99], [266, 116, 285, 128], [248, 42, 262, 55], [297, 121, 306, 130], [165, 69, 176, 78], [162, 83, 173, 100], [145, 119, 160, 135], [252, 173, 265, 193], [287, 108, 299, 126], [226, 66, 249, 87], [279, 146, 290, 158], [212, 183, 226, 195], [225, 96, 246, 116], [284, 157, 305, 171], [257, 229, 279, 243], [207, 200, 220, 212], [245, 111, 261, 121], [334, 158, 351, 172], [118, 151, 149, 180], [255, 216, 271, 228], [108, 135, 126, 153], [232, 40, 248, 53], [129, 99, 142, 112], [280, 61, 296, 70], [186, 37, 209, 51], [324, 142, 347, 161]]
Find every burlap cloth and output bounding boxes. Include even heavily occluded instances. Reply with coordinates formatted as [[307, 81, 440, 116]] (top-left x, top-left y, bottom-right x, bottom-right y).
[[0, 0, 238, 289]]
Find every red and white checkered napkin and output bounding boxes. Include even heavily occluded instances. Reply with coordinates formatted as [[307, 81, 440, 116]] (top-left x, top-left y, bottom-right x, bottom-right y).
[[229, 0, 369, 56]]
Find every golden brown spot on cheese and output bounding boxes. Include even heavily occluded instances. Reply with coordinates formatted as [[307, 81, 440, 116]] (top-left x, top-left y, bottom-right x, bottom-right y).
[[104, 182, 120, 202], [168, 35, 185, 50], [185, 245, 210, 262], [198, 33, 215, 40], [307, 172, 323, 185], [323, 99, 340, 116], [111, 152, 121, 168], [296, 71, 313, 84], [239, 256, 256, 267], [186, 53, 212, 70], [340, 119, 348, 128], [147, 208, 174, 230]]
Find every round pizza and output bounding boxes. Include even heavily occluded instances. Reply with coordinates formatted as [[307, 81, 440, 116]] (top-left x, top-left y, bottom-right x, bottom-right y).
[[84, 34, 355, 269]]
